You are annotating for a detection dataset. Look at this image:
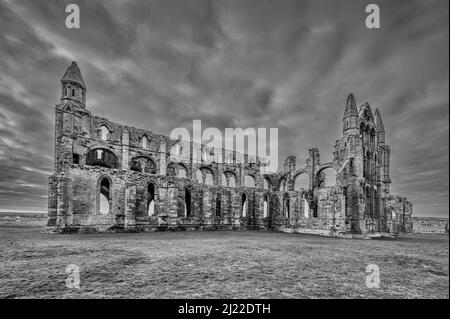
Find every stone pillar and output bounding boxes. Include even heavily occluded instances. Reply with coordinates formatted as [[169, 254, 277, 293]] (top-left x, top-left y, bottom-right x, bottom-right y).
[[308, 148, 320, 189], [47, 177, 58, 227], [240, 163, 245, 187], [54, 107, 63, 171], [121, 130, 129, 171], [124, 186, 136, 229], [55, 176, 70, 229], [159, 137, 167, 176]]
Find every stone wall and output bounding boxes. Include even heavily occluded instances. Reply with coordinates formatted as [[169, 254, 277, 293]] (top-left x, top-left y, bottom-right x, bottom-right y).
[[386, 195, 413, 233], [412, 217, 448, 234], [48, 63, 414, 236]]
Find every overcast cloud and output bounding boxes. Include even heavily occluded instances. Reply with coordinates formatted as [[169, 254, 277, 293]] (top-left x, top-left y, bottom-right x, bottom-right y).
[[0, 0, 448, 217]]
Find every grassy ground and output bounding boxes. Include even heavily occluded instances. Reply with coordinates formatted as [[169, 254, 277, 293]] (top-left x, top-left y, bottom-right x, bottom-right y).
[[0, 215, 448, 299]]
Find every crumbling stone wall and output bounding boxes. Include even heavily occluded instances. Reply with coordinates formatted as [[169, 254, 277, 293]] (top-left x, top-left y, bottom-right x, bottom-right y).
[[412, 217, 448, 234], [386, 195, 413, 233], [48, 62, 413, 236]]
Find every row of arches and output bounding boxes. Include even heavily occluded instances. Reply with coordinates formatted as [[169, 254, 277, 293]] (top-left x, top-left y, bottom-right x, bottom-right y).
[[98, 125, 154, 151], [98, 125, 252, 166], [96, 175, 277, 219], [84, 151, 264, 189], [276, 168, 336, 192], [97, 174, 324, 226], [87, 149, 337, 193]]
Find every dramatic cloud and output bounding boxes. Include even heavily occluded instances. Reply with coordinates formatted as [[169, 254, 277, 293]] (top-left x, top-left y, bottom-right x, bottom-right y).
[[0, 0, 448, 216]]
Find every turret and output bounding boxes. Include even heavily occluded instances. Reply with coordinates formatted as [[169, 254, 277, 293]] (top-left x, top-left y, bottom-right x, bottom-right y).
[[343, 93, 359, 135], [60, 61, 86, 107], [374, 109, 385, 145]]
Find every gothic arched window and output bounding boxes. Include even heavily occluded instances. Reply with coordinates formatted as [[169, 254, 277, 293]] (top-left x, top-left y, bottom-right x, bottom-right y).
[[99, 125, 109, 141]]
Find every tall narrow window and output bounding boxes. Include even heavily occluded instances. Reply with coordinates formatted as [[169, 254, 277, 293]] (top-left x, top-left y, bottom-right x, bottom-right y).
[[303, 195, 309, 218], [263, 195, 269, 218], [100, 125, 109, 141], [294, 174, 309, 191], [283, 195, 290, 219], [96, 149, 103, 160], [185, 188, 191, 217], [141, 136, 148, 149], [216, 193, 221, 217], [279, 179, 287, 192], [147, 183, 155, 216], [241, 193, 247, 217], [99, 177, 110, 215]]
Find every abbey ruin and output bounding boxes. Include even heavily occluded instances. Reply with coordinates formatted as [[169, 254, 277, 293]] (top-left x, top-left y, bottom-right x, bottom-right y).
[[47, 61, 413, 236]]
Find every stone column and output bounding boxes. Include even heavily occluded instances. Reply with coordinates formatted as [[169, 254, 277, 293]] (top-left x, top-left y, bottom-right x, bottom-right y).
[[159, 137, 167, 176], [121, 130, 129, 171], [124, 186, 136, 230], [56, 176, 70, 229]]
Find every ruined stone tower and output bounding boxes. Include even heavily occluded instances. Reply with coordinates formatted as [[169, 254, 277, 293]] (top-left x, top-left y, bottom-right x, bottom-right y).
[[47, 61, 412, 235]]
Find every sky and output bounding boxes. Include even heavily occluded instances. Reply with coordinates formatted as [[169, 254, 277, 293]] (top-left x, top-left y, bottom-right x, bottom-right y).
[[0, 0, 448, 217]]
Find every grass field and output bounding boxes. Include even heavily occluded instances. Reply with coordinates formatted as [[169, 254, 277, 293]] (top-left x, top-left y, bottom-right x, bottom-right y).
[[0, 215, 448, 299]]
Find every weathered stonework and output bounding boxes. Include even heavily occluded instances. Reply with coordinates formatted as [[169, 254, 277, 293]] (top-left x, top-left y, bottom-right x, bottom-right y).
[[412, 217, 449, 234], [48, 62, 413, 236]]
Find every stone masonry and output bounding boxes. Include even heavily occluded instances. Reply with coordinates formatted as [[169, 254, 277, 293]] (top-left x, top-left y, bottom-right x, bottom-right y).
[[47, 61, 413, 236]]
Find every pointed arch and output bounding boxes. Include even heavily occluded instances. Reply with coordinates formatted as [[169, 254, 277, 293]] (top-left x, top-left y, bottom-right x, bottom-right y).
[[282, 193, 290, 219], [197, 167, 214, 185], [99, 125, 110, 141], [278, 177, 287, 192], [131, 156, 157, 174], [98, 175, 112, 215], [316, 167, 337, 188], [294, 172, 309, 190], [141, 135, 148, 149], [223, 171, 238, 187], [302, 192, 310, 218]]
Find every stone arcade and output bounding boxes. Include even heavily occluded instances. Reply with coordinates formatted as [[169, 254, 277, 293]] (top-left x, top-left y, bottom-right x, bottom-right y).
[[47, 61, 413, 235]]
